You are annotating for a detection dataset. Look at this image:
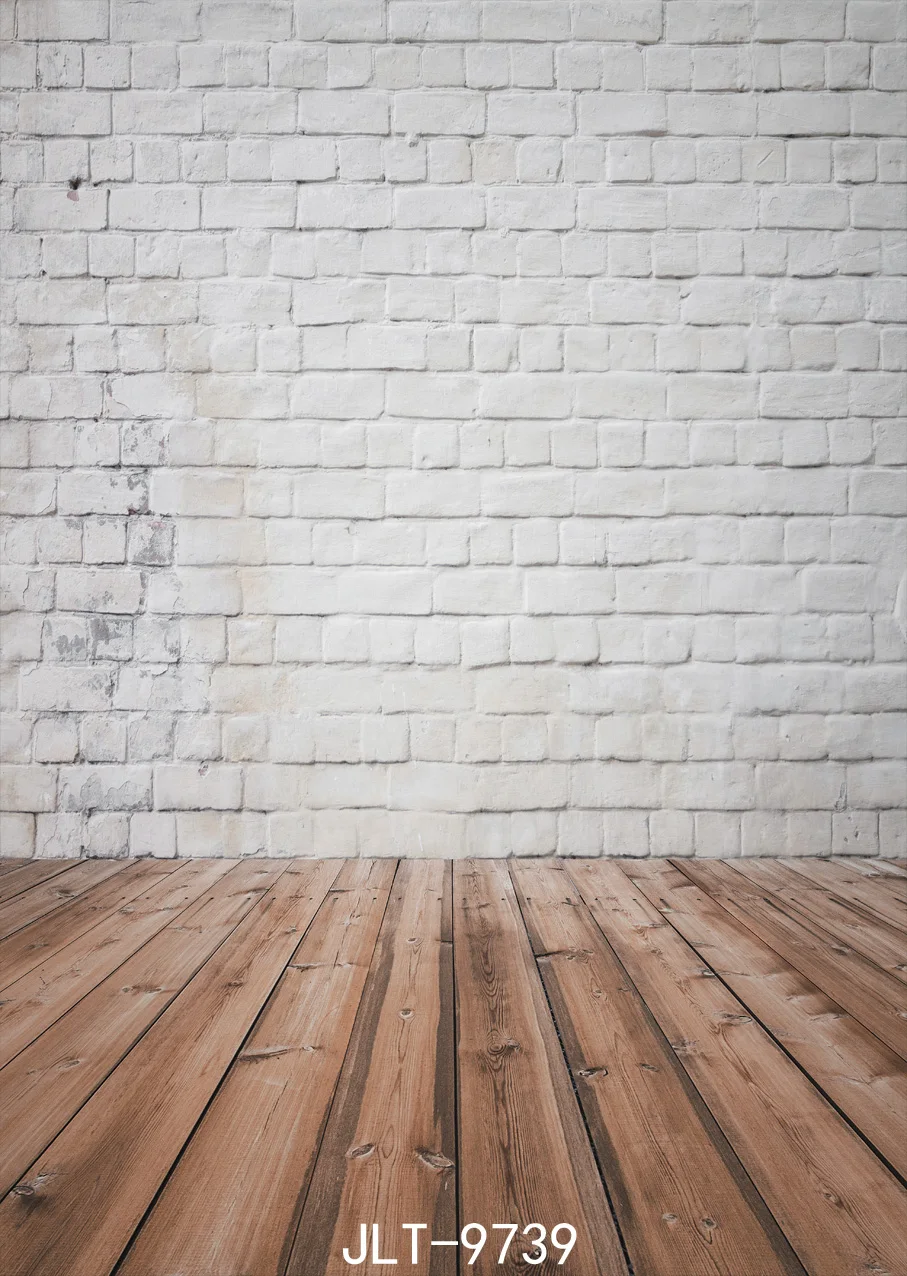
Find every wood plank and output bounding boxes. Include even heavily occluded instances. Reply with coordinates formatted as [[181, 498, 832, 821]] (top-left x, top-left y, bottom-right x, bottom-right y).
[[0, 859, 341, 1276], [510, 859, 803, 1276], [837, 857, 907, 881], [0, 859, 235, 1069], [567, 860, 907, 1276], [679, 859, 907, 1060], [0, 860, 29, 877], [785, 858, 906, 930], [870, 859, 907, 878], [0, 860, 78, 906], [625, 857, 907, 1178], [0, 859, 274, 1197], [117, 860, 396, 1276], [0, 859, 128, 942], [286, 859, 455, 1276], [731, 859, 907, 984], [0, 859, 177, 991], [453, 859, 628, 1276]]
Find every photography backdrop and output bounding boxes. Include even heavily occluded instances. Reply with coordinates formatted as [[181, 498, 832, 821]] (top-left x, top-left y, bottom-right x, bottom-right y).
[[1, 0, 905, 858]]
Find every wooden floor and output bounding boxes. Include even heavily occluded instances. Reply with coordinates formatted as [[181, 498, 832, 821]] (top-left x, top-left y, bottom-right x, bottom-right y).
[[0, 856, 905, 1276]]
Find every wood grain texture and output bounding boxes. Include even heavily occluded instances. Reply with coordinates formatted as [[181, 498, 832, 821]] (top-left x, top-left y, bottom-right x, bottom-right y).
[[0, 861, 78, 906], [118, 859, 395, 1276], [730, 859, 907, 984], [0, 860, 128, 941], [0, 860, 30, 877], [626, 857, 907, 1179], [0, 858, 237, 1069], [0, 858, 268, 1197], [287, 859, 455, 1276], [679, 859, 907, 1060], [868, 859, 907, 877], [0, 859, 340, 1276], [2, 856, 905, 1276], [454, 859, 628, 1276], [782, 858, 906, 931], [567, 860, 907, 1276], [510, 859, 803, 1276], [0, 858, 176, 990]]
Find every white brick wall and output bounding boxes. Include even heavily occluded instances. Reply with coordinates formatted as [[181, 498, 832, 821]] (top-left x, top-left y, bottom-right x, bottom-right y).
[[1, 0, 905, 860]]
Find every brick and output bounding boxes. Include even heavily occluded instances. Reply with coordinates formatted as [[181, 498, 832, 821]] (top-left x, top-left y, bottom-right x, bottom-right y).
[[17, 280, 106, 325], [580, 187, 666, 229], [18, 0, 108, 39], [113, 91, 203, 134], [3, 0, 904, 857], [298, 90, 389, 134], [580, 92, 667, 135], [487, 187, 575, 230], [155, 764, 242, 810], [0, 766, 57, 813], [17, 186, 108, 231], [203, 185, 295, 228], [487, 91, 574, 135], [390, 3, 480, 41], [395, 91, 485, 135], [395, 187, 485, 228], [56, 568, 143, 614], [758, 92, 850, 136], [206, 90, 296, 133], [575, 2, 662, 41], [19, 91, 110, 135], [109, 185, 200, 230]]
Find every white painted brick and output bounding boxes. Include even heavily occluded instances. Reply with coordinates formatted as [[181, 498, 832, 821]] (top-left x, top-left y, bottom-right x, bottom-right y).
[[34, 814, 84, 857], [130, 810, 177, 857], [0, 813, 36, 857], [649, 808, 694, 856], [114, 91, 203, 134], [879, 809, 907, 858], [756, 762, 844, 810], [203, 184, 295, 228], [155, 763, 242, 810], [19, 92, 110, 136], [175, 811, 266, 857], [206, 90, 296, 134], [575, 1, 662, 41], [394, 91, 485, 136], [58, 764, 152, 812], [109, 185, 200, 230], [0, 765, 56, 813], [5, 5, 904, 857], [17, 186, 108, 231]]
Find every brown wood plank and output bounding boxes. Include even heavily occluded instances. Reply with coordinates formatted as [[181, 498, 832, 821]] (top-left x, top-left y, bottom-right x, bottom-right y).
[[0, 859, 341, 1276], [732, 859, 907, 984], [785, 858, 906, 930], [510, 859, 804, 1276], [0, 860, 79, 905], [0, 859, 128, 942], [870, 859, 907, 877], [567, 860, 907, 1276], [0, 859, 235, 1069], [0, 860, 29, 877], [285, 859, 455, 1276], [0, 858, 177, 991], [625, 857, 907, 1178], [117, 859, 396, 1276], [453, 859, 627, 1276], [679, 859, 907, 1059], [0, 859, 276, 1198], [837, 857, 907, 881]]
